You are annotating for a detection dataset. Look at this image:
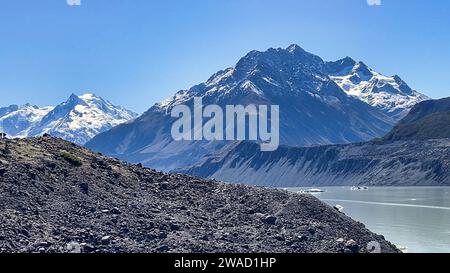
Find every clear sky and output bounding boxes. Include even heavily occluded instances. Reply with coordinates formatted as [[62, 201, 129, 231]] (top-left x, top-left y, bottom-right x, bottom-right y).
[[1, 0, 449, 113]]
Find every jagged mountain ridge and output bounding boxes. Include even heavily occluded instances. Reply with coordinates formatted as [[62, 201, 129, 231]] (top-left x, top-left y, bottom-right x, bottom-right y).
[[86, 44, 424, 171], [0, 93, 137, 144], [326, 57, 429, 119], [179, 139, 450, 187]]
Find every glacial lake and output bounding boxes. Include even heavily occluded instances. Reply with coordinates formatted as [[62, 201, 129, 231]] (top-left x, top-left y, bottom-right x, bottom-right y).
[[285, 187, 450, 253]]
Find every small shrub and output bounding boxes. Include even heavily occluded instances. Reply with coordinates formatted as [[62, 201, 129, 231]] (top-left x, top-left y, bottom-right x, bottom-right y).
[[79, 182, 89, 194], [60, 151, 83, 167], [3, 142, 11, 155]]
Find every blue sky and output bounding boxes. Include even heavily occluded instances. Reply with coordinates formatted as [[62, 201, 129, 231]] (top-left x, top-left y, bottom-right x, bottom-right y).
[[1, 0, 449, 113]]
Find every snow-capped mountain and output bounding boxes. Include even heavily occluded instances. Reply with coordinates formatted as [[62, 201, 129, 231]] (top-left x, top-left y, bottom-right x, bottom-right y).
[[86, 44, 421, 171], [0, 93, 137, 144], [325, 57, 429, 119]]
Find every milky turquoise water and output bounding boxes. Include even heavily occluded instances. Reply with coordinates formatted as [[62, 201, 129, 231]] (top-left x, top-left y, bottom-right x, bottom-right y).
[[285, 187, 450, 253]]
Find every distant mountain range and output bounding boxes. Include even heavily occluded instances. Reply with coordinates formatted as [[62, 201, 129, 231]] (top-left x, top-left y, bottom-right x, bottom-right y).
[[86, 44, 428, 171], [180, 97, 450, 186], [0, 93, 137, 144]]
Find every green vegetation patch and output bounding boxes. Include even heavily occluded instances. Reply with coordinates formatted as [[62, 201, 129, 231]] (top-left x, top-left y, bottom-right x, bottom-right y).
[[60, 151, 83, 167]]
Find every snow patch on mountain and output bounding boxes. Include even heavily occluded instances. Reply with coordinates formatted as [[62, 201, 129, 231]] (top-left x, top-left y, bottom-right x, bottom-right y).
[[326, 58, 429, 118], [0, 104, 54, 138]]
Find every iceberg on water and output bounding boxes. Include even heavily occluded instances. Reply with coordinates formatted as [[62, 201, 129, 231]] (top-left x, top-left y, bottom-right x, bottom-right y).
[[351, 186, 369, 191], [297, 188, 325, 194]]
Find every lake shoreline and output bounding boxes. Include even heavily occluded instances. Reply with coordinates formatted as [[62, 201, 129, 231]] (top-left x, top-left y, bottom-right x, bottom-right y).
[[284, 186, 450, 253]]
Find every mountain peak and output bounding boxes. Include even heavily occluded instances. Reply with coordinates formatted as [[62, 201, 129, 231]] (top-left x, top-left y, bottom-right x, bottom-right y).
[[325, 57, 357, 75], [352, 61, 372, 77], [79, 93, 98, 100], [66, 92, 110, 107], [68, 93, 79, 100], [20, 103, 41, 109], [231, 44, 325, 87], [286, 44, 304, 53], [336, 56, 357, 67], [65, 93, 88, 108], [342, 56, 356, 64]]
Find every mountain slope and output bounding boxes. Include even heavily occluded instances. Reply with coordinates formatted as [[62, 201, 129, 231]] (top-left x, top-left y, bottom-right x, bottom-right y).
[[0, 93, 137, 144], [180, 139, 450, 187], [180, 97, 450, 187], [86, 45, 414, 171], [383, 97, 450, 141], [0, 136, 398, 253]]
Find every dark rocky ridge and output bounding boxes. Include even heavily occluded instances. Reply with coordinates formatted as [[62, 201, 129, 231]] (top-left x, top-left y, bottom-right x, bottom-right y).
[[0, 136, 397, 253], [180, 139, 450, 187], [383, 97, 450, 141]]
